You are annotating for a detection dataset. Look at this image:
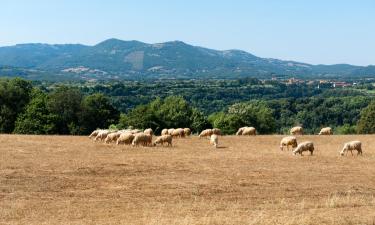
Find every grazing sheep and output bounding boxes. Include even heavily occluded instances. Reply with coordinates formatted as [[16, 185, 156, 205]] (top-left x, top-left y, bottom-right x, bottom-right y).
[[144, 128, 153, 136], [236, 127, 256, 135], [211, 128, 222, 135], [290, 126, 304, 135], [153, 135, 173, 146], [168, 128, 175, 135], [242, 127, 256, 136], [199, 129, 213, 138], [172, 128, 185, 138], [340, 141, 362, 156], [89, 130, 100, 139], [293, 141, 314, 156], [94, 130, 111, 141], [105, 131, 122, 144], [183, 128, 192, 136], [210, 134, 218, 148], [116, 133, 135, 145], [236, 127, 245, 135], [161, 129, 168, 136], [280, 136, 298, 151], [319, 127, 333, 135], [132, 133, 152, 147]]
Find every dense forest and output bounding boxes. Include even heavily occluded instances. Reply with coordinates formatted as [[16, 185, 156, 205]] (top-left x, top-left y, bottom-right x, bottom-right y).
[[2, 77, 375, 135]]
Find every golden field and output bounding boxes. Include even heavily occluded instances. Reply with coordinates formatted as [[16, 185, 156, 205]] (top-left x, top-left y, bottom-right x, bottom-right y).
[[1, 134, 375, 225]]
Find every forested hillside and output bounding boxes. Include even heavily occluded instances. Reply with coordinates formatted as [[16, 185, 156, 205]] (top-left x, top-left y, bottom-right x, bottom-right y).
[[2, 77, 375, 135]]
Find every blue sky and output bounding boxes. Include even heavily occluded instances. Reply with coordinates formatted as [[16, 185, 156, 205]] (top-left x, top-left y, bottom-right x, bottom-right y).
[[1, 0, 374, 65]]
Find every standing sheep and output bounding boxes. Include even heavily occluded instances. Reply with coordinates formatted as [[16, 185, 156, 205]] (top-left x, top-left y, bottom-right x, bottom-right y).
[[183, 128, 192, 136], [161, 129, 169, 136], [290, 126, 304, 135], [144, 128, 153, 136], [236, 127, 256, 135], [280, 136, 298, 151], [153, 135, 173, 146], [168, 128, 175, 135], [293, 141, 314, 156], [172, 128, 185, 138], [105, 131, 122, 144], [319, 127, 333, 135], [199, 129, 213, 138], [89, 130, 100, 139], [210, 134, 219, 148], [340, 141, 362, 156], [132, 133, 152, 147], [94, 130, 111, 141], [242, 127, 256, 136], [116, 133, 135, 145]]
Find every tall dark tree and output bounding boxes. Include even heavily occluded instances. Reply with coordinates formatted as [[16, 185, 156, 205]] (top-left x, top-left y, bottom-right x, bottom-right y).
[[47, 86, 82, 134], [14, 89, 58, 134], [78, 93, 120, 134], [357, 101, 375, 134], [0, 78, 32, 133]]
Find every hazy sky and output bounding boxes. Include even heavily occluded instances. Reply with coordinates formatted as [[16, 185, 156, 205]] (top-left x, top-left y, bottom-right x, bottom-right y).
[[1, 0, 374, 65]]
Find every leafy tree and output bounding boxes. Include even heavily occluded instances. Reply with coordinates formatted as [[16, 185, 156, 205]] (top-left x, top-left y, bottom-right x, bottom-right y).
[[0, 78, 32, 133], [357, 101, 375, 134], [47, 86, 82, 134], [210, 101, 276, 134], [14, 89, 58, 134], [78, 93, 120, 134]]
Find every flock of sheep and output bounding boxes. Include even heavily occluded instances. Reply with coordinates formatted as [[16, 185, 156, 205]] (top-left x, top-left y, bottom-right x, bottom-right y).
[[89, 125, 363, 156]]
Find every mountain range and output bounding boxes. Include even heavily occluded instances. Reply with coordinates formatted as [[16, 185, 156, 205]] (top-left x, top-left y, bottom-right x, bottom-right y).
[[0, 38, 374, 80]]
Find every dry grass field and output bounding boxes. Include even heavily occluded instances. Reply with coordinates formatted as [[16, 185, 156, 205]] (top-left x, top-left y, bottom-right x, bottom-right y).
[[1, 134, 375, 225]]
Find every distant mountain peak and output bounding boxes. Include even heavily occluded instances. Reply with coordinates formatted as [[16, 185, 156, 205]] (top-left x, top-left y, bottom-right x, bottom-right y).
[[0, 38, 374, 80]]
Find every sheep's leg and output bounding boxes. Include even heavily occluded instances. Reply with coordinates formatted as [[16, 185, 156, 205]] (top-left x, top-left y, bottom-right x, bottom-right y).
[[350, 150, 353, 156]]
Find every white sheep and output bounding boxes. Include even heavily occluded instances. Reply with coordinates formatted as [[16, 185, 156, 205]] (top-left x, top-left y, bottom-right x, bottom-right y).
[[210, 134, 218, 148], [172, 128, 185, 138], [280, 136, 298, 151], [94, 130, 111, 141], [132, 133, 152, 147], [183, 128, 192, 136], [293, 141, 314, 156], [153, 135, 173, 146], [199, 129, 213, 138], [242, 127, 256, 136], [167, 128, 175, 135], [116, 133, 135, 145], [319, 127, 333, 135], [89, 129, 100, 139], [104, 131, 122, 144], [340, 141, 362, 156], [161, 129, 169, 136], [144, 128, 153, 136], [290, 126, 303, 135]]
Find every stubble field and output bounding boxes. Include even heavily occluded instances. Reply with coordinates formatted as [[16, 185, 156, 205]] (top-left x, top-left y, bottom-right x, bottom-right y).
[[1, 134, 375, 225]]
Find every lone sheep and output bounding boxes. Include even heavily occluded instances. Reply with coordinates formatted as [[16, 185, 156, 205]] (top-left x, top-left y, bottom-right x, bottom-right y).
[[340, 141, 362, 156], [153, 135, 173, 146], [293, 141, 314, 156], [280, 136, 298, 151], [290, 126, 303, 135], [319, 127, 333, 135]]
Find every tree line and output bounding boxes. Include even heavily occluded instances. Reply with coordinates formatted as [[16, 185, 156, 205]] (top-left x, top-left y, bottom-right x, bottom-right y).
[[2, 77, 375, 135]]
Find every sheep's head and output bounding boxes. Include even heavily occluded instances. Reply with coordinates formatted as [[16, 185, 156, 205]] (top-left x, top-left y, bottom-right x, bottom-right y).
[[292, 141, 298, 148]]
